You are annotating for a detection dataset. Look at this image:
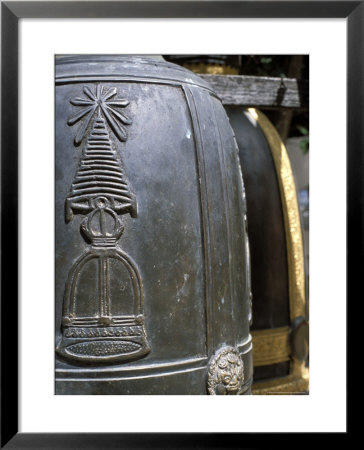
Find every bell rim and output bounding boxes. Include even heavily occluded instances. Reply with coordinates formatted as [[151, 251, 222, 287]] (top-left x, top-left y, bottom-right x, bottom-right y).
[[55, 54, 214, 93]]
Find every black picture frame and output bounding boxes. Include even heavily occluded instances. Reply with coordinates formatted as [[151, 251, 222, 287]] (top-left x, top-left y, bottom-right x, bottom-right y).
[[1, 1, 354, 448]]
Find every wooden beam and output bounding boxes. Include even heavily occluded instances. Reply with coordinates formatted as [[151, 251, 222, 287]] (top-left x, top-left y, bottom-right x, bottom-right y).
[[200, 74, 308, 110]]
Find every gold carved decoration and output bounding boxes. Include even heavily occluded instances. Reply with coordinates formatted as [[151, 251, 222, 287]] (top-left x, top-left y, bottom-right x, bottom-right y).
[[248, 108, 305, 321], [252, 327, 291, 366], [246, 108, 308, 394]]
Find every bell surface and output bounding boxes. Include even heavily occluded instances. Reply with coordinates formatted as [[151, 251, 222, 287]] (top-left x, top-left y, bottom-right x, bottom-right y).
[[55, 55, 253, 395]]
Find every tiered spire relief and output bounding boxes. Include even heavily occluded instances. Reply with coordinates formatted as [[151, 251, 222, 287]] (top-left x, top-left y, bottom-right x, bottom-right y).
[[57, 84, 150, 364]]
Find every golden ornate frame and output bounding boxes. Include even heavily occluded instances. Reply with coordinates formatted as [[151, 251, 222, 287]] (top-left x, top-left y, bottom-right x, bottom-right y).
[[248, 108, 309, 394]]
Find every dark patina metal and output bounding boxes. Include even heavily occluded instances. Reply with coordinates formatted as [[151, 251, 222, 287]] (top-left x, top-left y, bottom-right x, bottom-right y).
[[55, 55, 252, 395]]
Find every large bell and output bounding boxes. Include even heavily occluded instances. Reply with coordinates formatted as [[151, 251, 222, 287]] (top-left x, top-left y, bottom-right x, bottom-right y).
[[55, 55, 252, 395], [227, 107, 308, 394]]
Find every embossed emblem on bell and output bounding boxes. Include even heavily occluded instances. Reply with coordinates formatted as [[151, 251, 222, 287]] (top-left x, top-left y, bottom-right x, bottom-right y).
[[55, 55, 252, 394], [56, 85, 149, 363], [207, 347, 244, 395]]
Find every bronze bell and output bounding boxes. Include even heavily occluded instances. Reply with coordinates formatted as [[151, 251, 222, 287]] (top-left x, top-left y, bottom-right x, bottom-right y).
[[55, 55, 253, 395]]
